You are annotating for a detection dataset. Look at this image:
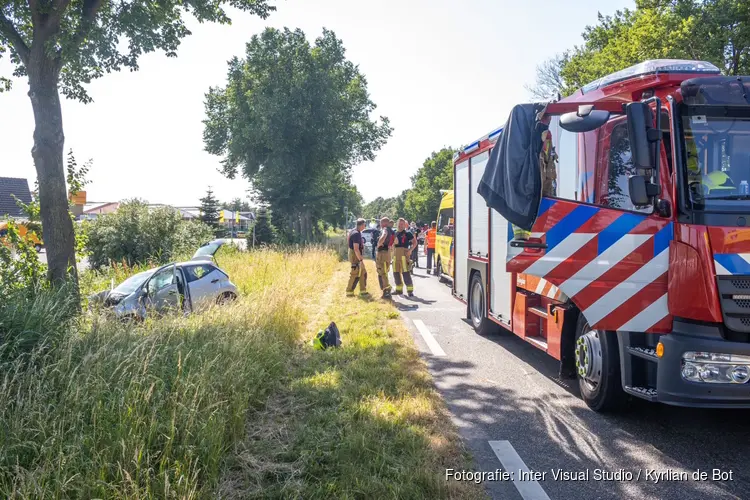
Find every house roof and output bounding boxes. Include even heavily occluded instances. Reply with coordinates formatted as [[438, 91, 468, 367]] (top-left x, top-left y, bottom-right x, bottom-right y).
[[0, 177, 32, 217]]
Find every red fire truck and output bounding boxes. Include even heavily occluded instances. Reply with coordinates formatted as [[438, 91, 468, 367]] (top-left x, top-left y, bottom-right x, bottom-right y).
[[453, 59, 750, 412]]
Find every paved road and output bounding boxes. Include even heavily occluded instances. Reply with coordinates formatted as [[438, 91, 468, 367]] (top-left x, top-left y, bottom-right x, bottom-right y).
[[37, 249, 89, 270], [395, 249, 750, 500]]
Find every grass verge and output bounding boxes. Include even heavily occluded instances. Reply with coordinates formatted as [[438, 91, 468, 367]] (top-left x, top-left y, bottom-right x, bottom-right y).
[[0, 247, 484, 499], [218, 260, 485, 499]]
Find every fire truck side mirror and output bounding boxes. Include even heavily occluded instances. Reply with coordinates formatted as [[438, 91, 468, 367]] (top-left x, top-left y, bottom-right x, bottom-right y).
[[626, 102, 655, 169], [628, 175, 659, 207], [559, 107, 610, 133]]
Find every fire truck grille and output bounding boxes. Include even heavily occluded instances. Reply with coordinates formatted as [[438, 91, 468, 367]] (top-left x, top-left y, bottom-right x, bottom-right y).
[[717, 278, 750, 335]]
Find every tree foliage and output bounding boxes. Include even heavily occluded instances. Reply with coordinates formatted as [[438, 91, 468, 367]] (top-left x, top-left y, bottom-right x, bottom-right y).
[[249, 208, 277, 246], [222, 198, 252, 213], [85, 200, 213, 269], [199, 188, 221, 229], [530, 1, 750, 97], [404, 148, 455, 224], [203, 27, 392, 242], [0, 0, 275, 101]]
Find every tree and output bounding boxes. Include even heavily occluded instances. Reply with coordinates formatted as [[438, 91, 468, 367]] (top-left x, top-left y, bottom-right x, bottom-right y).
[[0, 0, 274, 289], [525, 54, 569, 100], [404, 148, 455, 223], [203, 27, 392, 243], [222, 198, 252, 212], [250, 208, 277, 246], [199, 187, 221, 229], [556, 2, 750, 95]]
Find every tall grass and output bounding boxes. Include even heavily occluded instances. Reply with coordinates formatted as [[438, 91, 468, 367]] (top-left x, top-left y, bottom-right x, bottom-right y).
[[0, 248, 339, 498]]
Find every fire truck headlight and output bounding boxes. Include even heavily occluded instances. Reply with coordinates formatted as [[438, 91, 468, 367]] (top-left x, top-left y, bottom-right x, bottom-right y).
[[681, 352, 750, 384]]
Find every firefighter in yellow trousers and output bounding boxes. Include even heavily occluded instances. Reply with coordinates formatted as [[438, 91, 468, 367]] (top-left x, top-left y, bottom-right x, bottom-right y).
[[392, 218, 416, 297], [346, 218, 369, 297], [376, 217, 395, 299]]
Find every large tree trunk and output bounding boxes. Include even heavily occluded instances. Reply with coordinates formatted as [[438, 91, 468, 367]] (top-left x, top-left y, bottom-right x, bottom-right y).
[[27, 51, 79, 292]]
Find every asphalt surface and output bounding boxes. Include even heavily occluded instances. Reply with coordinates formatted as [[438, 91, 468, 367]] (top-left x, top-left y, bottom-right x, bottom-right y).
[[388, 247, 750, 500], [37, 248, 89, 270]]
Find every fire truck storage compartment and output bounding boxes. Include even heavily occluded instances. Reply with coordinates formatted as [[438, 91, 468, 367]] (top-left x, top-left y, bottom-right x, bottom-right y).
[[490, 209, 512, 322], [455, 158, 470, 300], [470, 151, 490, 258]]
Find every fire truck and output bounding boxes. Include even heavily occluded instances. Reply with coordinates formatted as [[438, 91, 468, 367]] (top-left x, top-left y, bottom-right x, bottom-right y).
[[453, 59, 750, 412]]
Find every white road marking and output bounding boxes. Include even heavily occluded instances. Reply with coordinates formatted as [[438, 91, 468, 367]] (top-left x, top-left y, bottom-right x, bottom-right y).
[[489, 440, 551, 500], [413, 319, 446, 356]]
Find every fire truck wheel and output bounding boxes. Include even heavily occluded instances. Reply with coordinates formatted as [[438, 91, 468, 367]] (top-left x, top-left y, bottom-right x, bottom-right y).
[[574, 315, 626, 412], [469, 273, 498, 336], [436, 259, 448, 283]]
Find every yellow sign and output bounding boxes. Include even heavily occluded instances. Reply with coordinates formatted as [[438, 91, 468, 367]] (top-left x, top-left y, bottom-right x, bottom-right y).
[[219, 210, 225, 223], [235, 211, 240, 223], [69, 190, 87, 205]]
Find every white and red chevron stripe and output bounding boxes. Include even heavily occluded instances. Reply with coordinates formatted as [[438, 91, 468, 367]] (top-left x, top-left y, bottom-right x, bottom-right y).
[[507, 198, 673, 333]]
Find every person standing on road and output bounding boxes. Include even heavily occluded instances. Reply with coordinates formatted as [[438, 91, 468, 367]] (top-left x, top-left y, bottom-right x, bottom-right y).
[[392, 218, 416, 297], [375, 217, 395, 298], [410, 222, 421, 270], [426, 221, 437, 274], [346, 218, 369, 297]]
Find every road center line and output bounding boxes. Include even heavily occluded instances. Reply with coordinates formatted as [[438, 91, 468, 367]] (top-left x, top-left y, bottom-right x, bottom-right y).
[[413, 319, 446, 356], [488, 440, 550, 500]]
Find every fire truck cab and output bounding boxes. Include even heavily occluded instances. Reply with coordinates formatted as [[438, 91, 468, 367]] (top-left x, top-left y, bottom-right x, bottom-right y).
[[454, 59, 750, 412]]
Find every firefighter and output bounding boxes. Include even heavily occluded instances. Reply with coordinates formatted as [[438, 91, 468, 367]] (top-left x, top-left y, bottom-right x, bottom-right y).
[[376, 217, 395, 298], [425, 221, 437, 274], [511, 128, 558, 240], [346, 218, 369, 297], [392, 218, 416, 296], [410, 222, 421, 270]]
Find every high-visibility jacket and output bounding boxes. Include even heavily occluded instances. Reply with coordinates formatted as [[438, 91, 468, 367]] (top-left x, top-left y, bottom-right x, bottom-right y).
[[426, 228, 437, 249]]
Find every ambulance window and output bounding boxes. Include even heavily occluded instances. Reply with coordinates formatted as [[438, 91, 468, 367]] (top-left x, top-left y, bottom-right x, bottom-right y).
[[600, 121, 654, 214], [437, 207, 453, 237]]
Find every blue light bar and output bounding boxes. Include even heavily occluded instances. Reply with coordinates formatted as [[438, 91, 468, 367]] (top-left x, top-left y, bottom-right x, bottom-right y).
[[488, 127, 503, 140], [463, 141, 480, 153], [581, 59, 721, 94]]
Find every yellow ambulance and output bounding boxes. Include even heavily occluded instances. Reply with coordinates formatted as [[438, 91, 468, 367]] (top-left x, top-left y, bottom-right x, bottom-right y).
[[434, 189, 454, 282]]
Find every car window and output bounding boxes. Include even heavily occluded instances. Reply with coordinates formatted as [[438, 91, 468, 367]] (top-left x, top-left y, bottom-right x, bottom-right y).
[[113, 270, 155, 295], [148, 266, 174, 294], [437, 208, 454, 236], [184, 264, 213, 283]]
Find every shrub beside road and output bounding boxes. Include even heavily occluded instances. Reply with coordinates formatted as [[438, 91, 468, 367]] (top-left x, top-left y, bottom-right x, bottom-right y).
[[0, 246, 483, 498]]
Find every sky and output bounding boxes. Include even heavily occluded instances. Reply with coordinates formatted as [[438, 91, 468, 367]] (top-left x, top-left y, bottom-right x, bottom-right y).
[[0, 0, 634, 206]]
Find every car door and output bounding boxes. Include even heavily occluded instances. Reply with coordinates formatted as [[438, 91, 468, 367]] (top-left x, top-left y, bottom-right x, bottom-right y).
[[145, 264, 179, 313], [184, 263, 222, 308], [506, 114, 673, 334]]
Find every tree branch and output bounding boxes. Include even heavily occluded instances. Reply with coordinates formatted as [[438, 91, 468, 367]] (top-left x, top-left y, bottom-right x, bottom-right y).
[[0, 11, 30, 65], [47, 0, 73, 32], [68, 0, 103, 50]]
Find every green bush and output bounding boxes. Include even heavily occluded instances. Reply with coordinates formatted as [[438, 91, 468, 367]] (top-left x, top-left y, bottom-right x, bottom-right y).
[[85, 200, 214, 269]]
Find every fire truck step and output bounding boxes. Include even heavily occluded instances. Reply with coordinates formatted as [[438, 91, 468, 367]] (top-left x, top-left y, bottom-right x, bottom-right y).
[[525, 336, 548, 351], [528, 306, 548, 319], [624, 385, 658, 402], [626, 346, 659, 362]]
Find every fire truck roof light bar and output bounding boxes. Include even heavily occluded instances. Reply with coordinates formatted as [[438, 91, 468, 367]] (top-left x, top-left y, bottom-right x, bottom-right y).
[[461, 126, 504, 154], [581, 59, 721, 94]]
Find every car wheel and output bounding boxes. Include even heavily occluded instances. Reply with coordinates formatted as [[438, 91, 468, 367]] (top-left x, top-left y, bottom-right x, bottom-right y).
[[217, 292, 237, 305], [574, 314, 627, 412], [469, 272, 498, 336]]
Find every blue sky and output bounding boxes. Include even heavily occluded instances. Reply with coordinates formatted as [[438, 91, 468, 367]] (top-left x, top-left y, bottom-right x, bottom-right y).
[[0, 0, 634, 206]]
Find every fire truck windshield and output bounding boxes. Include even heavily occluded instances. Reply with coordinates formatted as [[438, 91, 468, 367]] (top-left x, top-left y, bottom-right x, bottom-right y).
[[682, 108, 750, 209]]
